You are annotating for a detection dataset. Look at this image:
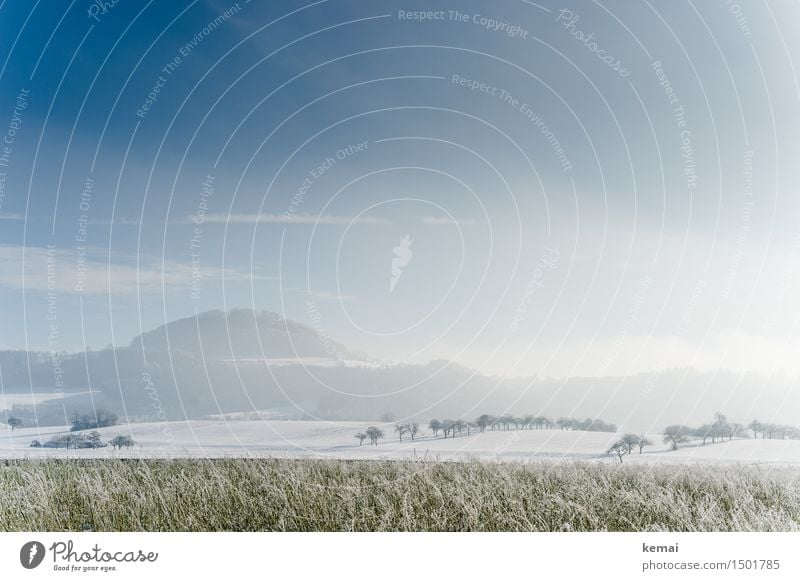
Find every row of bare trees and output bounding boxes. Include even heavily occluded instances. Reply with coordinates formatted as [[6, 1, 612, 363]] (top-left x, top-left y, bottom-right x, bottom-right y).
[[354, 413, 617, 446], [394, 422, 419, 441], [428, 419, 475, 438], [353, 414, 618, 446], [429, 414, 617, 438], [610, 412, 800, 461], [747, 420, 800, 440], [354, 426, 384, 446], [664, 413, 755, 451], [607, 434, 653, 462], [30, 432, 135, 450]]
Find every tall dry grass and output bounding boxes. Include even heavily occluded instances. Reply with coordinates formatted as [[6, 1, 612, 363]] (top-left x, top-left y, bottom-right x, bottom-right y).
[[1, 459, 798, 531]]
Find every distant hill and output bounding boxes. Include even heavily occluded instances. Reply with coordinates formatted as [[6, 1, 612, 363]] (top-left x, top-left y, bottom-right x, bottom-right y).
[[1, 309, 799, 431], [130, 308, 354, 361]]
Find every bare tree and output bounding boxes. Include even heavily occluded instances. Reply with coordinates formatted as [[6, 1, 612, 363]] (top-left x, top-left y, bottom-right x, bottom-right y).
[[6, 417, 22, 431], [441, 419, 454, 438], [696, 424, 714, 445], [428, 419, 441, 437], [394, 423, 409, 441], [620, 433, 640, 454], [110, 435, 135, 450], [533, 416, 549, 430], [637, 435, 652, 454], [713, 412, 730, 441], [607, 440, 628, 463], [66, 433, 85, 449], [87, 430, 104, 448], [408, 422, 419, 440], [475, 414, 493, 433], [663, 425, 691, 450], [365, 426, 384, 446], [354, 432, 367, 446]]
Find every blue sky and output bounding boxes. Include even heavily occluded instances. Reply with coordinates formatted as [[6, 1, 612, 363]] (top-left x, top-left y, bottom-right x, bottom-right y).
[[1, 0, 799, 378]]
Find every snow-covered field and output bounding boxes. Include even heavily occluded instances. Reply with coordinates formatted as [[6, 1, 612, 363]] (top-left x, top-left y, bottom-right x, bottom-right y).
[[3, 419, 800, 465]]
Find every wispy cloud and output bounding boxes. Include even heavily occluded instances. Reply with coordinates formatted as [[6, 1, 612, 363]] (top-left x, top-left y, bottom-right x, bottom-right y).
[[194, 213, 388, 225], [87, 217, 148, 226], [420, 216, 476, 226], [0, 214, 145, 225], [286, 287, 355, 302], [0, 245, 261, 295]]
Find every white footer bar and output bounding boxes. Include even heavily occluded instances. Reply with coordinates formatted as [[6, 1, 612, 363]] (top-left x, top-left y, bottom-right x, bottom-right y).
[[1, 532, 796, 580]]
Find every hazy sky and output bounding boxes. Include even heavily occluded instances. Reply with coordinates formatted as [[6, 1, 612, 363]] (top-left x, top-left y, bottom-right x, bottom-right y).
[[1, 0, 799, 378]]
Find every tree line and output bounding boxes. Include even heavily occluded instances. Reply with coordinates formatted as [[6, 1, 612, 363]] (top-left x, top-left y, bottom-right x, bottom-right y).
[[70, 410, 118, 431], [608, 412, 800, 462], [354, 414, 617, 445], [429, 414, 617, 438], [661, 412, 788, 451], [30, 432, 135, 450], [354, 426, 385, 446]]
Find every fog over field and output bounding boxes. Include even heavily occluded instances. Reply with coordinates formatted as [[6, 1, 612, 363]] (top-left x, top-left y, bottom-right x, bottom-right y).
[[2, 310, 800, 438]]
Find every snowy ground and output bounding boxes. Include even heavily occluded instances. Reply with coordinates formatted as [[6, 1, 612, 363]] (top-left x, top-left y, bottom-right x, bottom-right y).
[[2, 419, 800, 465]]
